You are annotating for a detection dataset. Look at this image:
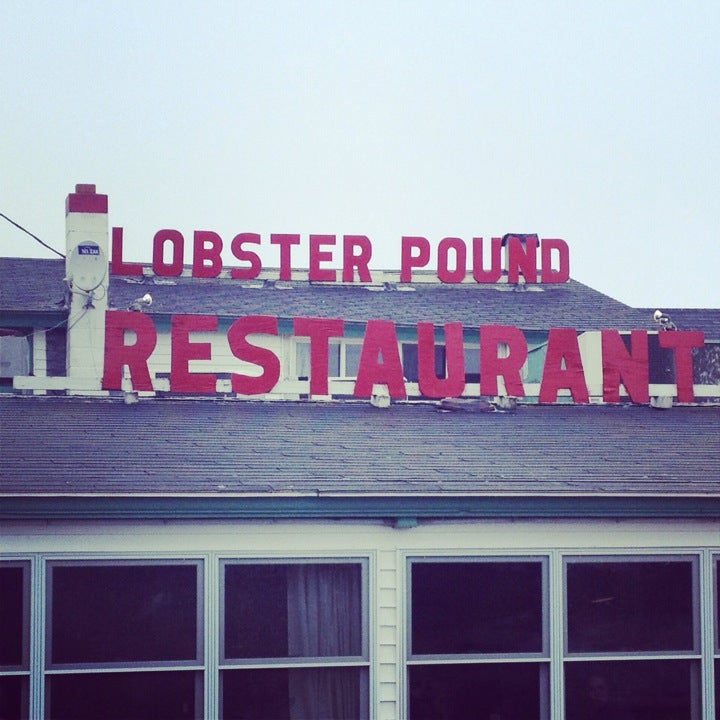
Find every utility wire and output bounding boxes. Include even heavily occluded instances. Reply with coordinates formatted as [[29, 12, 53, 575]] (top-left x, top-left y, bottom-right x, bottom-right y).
[[0, 212, 65, 259]]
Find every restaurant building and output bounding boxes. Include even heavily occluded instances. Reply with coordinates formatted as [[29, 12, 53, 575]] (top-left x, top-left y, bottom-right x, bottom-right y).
[[1, 185, 719, 719]]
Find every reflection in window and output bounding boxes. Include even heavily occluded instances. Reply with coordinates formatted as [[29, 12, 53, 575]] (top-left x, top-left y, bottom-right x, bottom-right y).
[[46, 562, 202, 719], [0, 563, 28, 720], [222, 562, 367, 719], [409, 559, 547, 720], [47, 670, 197, 720], [50, 563, 199, 664], [411, 561, 544, 655], [565, 660, 696, 720], [223, 667, 367, 720], [0, 676, 26, 720], [566, 560, 695, 653], [409, 663, 542, 720], [0, 565, 26, 667]]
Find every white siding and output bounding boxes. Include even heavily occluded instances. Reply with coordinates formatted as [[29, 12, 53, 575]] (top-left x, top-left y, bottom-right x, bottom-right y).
[[3, 517, 720, 718]]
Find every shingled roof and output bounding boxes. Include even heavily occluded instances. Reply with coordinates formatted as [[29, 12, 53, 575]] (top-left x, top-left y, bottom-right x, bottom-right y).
[[1, 397, 718, 500], [0, 257, 658, 331]]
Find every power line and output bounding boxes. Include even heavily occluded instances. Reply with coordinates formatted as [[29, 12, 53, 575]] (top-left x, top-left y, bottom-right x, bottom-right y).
[[0, 211, 65, 259]]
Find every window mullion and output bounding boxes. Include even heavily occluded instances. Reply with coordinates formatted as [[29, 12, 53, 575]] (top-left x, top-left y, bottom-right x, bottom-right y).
[[30, 556, 45, 720], [549, 550, 564, 720], [701, 550, 715, 720], [205, 554, 219, 720]]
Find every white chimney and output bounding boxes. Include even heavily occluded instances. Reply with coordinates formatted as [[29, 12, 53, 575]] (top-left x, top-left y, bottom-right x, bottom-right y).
[[64, 184, 109, 391]]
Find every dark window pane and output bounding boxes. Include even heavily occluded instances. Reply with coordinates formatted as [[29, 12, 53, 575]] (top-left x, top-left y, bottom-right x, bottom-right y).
[[464, 347, 479, 384], [648, 334, 676, 383], [402, 344, 419, 382], [222, 667, 366, 720], [45, 327, 67, 377], [411, 562, 543, 655], [565, 660, 696, 720], [0, 675, 27, 720], [48, 670, 198, 720], [717, 564, 720, 652], [224, 563, 362, 659], [409, 662, 542, 720], [51, 564, 198, 664], [566, 561, 694, 653], [0, 566, 25, 666], [402, 344, 446, 384]]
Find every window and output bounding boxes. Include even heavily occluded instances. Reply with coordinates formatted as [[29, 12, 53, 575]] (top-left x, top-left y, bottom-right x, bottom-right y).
[[45, 327, 67, 377], [401, 344, 481, 388], [715, 556, 720, 715], [692, 342, 720, 385], [221, 560, 368, 719], [0, 334, 30, 386], [0, 562, 29, 720], [408, 558, 548, 719], [564, 556, 700, 719], [295, 340, 362, 381], [46, 561, 203, 720], [648, 333, 677, 384]]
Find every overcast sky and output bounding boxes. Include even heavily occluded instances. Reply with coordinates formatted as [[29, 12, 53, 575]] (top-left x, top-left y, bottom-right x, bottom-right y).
[[2, 0, 718, 309]]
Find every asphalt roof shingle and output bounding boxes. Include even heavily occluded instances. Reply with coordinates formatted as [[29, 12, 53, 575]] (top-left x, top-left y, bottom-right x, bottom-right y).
[[1, 397, 718, 497], [0, 257, 665, 331]]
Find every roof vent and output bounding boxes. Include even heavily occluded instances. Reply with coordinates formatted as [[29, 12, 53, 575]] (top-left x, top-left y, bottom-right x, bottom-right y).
[[650, 396, 673, 410], [370, 384, 390, 409]]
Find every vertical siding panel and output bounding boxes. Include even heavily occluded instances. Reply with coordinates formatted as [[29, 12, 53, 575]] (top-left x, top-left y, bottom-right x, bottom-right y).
[[377, 550, 400, 720]]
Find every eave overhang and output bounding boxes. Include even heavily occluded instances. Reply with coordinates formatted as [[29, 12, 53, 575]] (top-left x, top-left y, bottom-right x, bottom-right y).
[[2, 493, 719, 521]]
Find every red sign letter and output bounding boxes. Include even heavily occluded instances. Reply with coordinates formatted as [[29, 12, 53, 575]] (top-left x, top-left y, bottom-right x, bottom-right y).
[[270, 234, 300, 281], [506, 234, 538, 284], [354, 320, 406, 398], [294, 317, 345, 395], [658, 330, 704, 402], [342, 235, 372, 282], [400, 236, 430, 283], [480, 325, 528, 397], [192, 230, 223, 278], [540, 238, 570, 283], [170, 314, 217, 393], [601, 330, 649, 403], [152, 229, 184, 277], [309, 234, 337, 282], [417, 322, 466, 398], [110, 227, 143, 276], [102, 310, 157, 391], [230, 233, 262, 280], [437, 238, 467, 283], [227, 315, 281, 395], [539, 328, 589, 403], [472, 237, 503, 283]]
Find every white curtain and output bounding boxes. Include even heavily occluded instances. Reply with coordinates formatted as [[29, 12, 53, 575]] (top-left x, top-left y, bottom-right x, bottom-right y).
[[287, 564, 365, 719]]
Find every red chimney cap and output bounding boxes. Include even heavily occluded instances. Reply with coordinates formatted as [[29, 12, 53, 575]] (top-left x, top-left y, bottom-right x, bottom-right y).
[[66, 184, 108, 214]]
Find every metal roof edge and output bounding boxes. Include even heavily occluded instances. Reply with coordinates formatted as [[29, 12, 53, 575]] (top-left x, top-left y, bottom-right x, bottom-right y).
[[2, 494, 719, 521]]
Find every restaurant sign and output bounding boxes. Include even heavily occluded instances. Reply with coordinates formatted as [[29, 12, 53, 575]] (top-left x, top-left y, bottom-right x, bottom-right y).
[[102, 313, 705, 404], [110, 229, 570, 284]]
